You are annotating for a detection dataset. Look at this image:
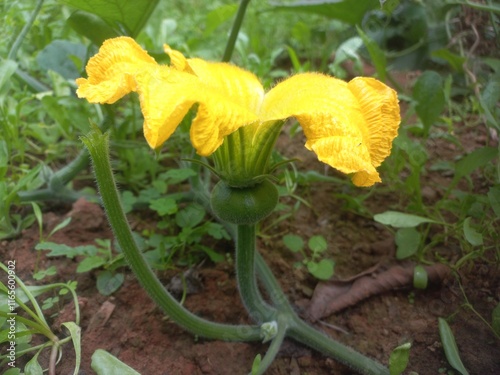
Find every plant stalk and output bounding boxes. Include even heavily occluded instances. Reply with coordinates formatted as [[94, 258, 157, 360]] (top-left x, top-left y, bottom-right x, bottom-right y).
[[81, 126, 261, 341], [222, 0, 252, 62]]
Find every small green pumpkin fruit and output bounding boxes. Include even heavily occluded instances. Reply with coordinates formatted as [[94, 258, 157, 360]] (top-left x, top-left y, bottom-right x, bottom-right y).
[[210, 180, 278, 225]]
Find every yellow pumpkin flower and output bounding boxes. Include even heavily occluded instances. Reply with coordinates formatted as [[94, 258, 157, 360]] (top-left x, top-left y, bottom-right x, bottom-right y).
[[76, 36, 400, 187]]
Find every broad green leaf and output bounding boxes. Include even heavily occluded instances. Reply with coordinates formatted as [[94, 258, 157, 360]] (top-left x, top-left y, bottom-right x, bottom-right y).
[[35, 242, 95, 258], [61, 322, 82, 375], [438, 318, 470, 375], [204, 4, 238, 37], [36, 40, 87, 79], [270, 0, 380, 25], [91, 349, 140, 375], [161, 168, 197, 185], [149, 197, 178, 216], [60, 0, 159, 37], [307, 259, 335, 280], [413, 71, 445, 133], [452, 147, 498, 185], [308, 235, 327, 254], [389, 342, 411, 375], [24, 351, 43, 375], [395, 228, 421, 259], [356, 25, 387, 82], [175, 203, 205, 228], [76, 256, 106, 273], [462, 217, 483, 246], [413, 265, 428, 289], [3, 368, 21, 375], [283, 234, 304, 253], [67, 10, 120, 46], [488, 186, 500, 218], [0, 59, 18, 93], [374, 211, 437, 228], [97, 271, 124, 296], [431, 48, 466, 72]]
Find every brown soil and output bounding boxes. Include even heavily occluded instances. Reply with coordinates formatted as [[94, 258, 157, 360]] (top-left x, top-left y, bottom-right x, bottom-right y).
[[1, 116, 499, 374]]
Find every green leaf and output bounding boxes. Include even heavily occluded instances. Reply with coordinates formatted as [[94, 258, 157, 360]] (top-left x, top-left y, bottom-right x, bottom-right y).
[[488, 186, 500, 218], [308, 235, 327, 254], [452, 147, 498, 185], [389, 342, 411, 375], [270, 0, 380, 25], [199, 245, 225, 263], [3, 368, 21, 375], [462, 217, 483, 246], [431, 49, 466, 72], [161, 168, 197, 184], [356, 25, 387, 81], [61, 322, 82, 375], [283, 234, 304, 253], [76, 256, 106, 273], [97, 271, 124, 295], [374, 211, 437, 228], [67, 10, 120, 46], [60, 0, 159, 37], [204, 4, 238, 36], [492, 302, 500, 336], [35, 242, 94, 258], [395, 228, 421, 259], [24, 351, 43, 375], [36, 40, 87, 79], [413, 71, 445, 133], [413, 265, 428, 289], [91, 349, 140, 375], [251, 354, 262, 375], [438, 318, 470, 375], [0, 59, 18, 93], [149, 197, 178, 216], [175, 204, 205, 228], [47, 217, 72, 238], [307, 259, 335, 280]]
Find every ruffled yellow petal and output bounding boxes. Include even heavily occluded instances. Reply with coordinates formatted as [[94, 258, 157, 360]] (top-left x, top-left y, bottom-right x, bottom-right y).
[[310, 136, 380, 185], [163, 44, 195, 75], [184, 59, 265, 114], [261, 73, 380, 185], [347, 77, 400, 167], [135, 66, 259, 155], [76, 37, 156, 103]]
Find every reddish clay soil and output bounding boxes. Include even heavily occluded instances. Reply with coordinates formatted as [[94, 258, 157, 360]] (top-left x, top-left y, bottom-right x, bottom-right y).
[[1, 117, 499, 374]]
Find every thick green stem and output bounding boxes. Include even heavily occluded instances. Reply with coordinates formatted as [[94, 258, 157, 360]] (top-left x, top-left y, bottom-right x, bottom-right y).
[[222, 0, 252, 62], [289, 318, 389, 375], [255, 248, 389, 375], [81, 127, 261, 341], [236, 224, 275, 322]]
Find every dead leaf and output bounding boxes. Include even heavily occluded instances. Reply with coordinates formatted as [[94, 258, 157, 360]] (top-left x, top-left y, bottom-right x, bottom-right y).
[[306, 262, 450, 321]]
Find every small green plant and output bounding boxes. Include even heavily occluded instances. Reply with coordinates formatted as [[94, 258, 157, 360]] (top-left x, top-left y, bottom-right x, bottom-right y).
[[35, 239, 125, 296], [283, 234, 335, 280], [0, 263, 81, 374]]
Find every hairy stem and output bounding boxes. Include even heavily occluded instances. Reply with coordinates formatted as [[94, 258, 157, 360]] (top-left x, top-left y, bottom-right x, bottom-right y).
[[81, 126, 261, 341]]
